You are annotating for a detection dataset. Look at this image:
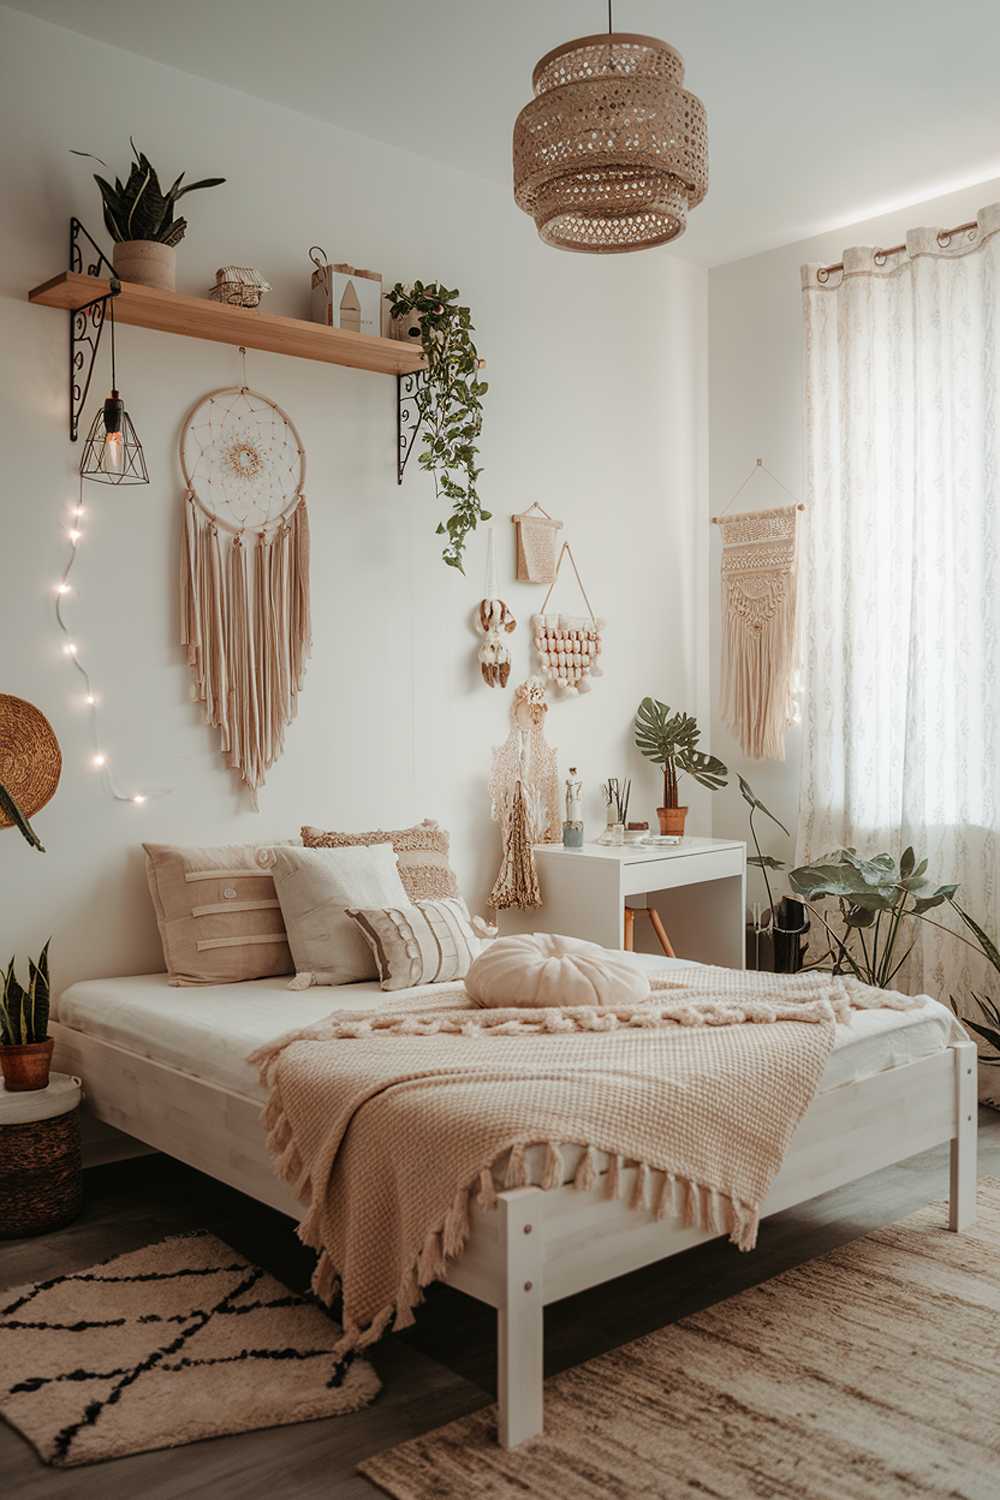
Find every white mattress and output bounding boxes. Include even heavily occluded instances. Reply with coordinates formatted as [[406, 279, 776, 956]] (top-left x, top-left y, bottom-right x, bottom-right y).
[[56, 953, 965, 1108]]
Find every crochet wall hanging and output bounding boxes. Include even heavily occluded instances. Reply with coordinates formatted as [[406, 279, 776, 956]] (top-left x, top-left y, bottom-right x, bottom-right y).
[[488, 677, 560, 909], [475, 528, 517, 687], [712, 460, 805, 761], [179, 376, 311, 806], [531, 542, 605, 696], [512, 501, 562, 583]]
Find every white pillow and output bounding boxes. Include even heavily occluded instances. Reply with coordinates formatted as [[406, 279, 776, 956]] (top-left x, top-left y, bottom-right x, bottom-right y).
[[466, 932, 651, 1009], [272, 844, 408, 987]]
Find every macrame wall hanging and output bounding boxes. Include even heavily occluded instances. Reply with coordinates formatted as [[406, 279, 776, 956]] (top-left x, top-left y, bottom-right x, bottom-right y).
[[512, 501, 562, 583], [531, 542, 605, 696], [488, 677, 560, 909], [713, 459, 805, 761], [179, 376, 310, 806]]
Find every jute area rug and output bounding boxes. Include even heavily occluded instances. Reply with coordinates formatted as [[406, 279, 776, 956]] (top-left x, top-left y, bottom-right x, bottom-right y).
[[361, 1180, 1000, 1500], [0, 1230, 379, 1467]]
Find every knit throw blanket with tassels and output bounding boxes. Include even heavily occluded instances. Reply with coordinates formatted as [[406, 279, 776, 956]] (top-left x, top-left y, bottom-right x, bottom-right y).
[[250, 967, 923, 1357]]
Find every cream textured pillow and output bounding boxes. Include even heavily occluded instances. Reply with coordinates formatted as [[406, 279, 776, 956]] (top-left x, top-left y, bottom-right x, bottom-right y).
[[143, 843, 292, 987], [345, 897, 484, 991], [272, 844, 409, 987], [301, 819, 458, 902], [466, 932, 652, 1009]]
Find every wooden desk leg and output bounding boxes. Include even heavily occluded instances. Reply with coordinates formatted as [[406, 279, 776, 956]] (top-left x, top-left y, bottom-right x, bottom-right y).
[[623, 907, 635, 951], [647, 908, 676, 958]]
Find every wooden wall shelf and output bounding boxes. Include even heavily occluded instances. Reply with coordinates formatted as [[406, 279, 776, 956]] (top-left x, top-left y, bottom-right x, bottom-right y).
[[28, 271, 426, 378]]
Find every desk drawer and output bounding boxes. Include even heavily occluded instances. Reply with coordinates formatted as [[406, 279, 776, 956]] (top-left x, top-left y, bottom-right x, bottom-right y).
[[621, 847, 743, 899]]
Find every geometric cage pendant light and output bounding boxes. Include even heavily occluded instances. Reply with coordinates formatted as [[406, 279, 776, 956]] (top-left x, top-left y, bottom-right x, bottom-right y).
[[79, 297, 149, 485], [513, 8, 708, 254]]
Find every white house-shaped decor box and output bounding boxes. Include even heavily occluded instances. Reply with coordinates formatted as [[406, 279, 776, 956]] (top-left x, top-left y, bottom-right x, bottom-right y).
[[311, 261, 383, 337]]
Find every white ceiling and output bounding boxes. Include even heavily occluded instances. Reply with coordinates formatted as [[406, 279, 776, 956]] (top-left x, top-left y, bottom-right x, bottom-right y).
[[10, 0, 1000, 265]]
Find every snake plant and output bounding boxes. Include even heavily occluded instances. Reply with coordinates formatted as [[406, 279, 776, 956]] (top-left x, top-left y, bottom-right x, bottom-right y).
[[73, 140, 225, 246], [1, 941, 50, 1046]]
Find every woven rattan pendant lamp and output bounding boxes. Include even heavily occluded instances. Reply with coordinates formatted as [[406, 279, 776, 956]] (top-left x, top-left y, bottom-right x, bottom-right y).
[[513, 5, 708, 254]]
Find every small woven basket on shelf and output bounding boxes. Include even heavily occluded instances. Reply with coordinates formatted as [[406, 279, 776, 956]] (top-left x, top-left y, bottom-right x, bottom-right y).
[[0, 1076, 83, 1238]]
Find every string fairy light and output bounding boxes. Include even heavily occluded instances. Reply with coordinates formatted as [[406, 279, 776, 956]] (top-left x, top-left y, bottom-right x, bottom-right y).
[[53, 473, 171, 807]]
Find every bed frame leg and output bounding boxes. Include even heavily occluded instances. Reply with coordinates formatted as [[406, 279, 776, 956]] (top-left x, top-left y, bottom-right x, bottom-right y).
[[496, 1186, 544, 1449], [949, 1040, 978, 1232]]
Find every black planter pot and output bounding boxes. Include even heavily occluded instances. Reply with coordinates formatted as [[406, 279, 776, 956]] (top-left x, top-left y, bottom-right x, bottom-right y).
[[746, 898, 810, 973]]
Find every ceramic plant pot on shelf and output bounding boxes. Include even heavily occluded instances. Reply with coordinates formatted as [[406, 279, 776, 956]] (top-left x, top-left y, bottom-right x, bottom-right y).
[[657, 805, 688, 837], [113, 240, 177, 291], [1, 1038, 54, 1092]]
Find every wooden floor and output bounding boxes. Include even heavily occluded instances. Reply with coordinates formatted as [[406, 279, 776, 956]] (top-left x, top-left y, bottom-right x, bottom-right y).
[[1, 1109, 997, 1499]]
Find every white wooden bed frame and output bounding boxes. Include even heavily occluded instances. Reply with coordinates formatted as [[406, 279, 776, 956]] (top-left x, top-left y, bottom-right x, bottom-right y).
[[52, 1021, 978, 1449]]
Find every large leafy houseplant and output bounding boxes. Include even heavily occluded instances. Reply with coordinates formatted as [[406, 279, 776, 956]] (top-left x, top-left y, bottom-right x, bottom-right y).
[[788, 847, 959, 989], [386, 281, 489, 572], [73, 140, 225, 246], [949, 905, 1000, 1067], [1, 940, 53, 1091], [633, 698, 727, 834]]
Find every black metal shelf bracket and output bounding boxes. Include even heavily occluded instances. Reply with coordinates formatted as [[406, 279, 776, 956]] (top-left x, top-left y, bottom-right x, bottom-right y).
[[396, 368, 428, 484], [69, 217, 121, 441]]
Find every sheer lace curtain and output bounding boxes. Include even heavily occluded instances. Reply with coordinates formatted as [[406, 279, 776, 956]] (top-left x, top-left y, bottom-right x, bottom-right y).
[[799, 205, 999, 1054]]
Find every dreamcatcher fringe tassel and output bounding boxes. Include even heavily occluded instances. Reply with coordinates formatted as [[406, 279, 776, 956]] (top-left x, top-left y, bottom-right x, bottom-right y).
[[718, 504, 799, 761], [181, 493, 311, 806], [490, 779, 542, 911]]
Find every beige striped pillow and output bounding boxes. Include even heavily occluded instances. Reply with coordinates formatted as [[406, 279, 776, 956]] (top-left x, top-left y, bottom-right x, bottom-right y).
[[345, 897, 484, 991], [144, 843, 292, 986]]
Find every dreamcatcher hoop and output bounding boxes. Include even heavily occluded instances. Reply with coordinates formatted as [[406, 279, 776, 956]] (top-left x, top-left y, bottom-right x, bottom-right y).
[[178, 381, 311, 807], [179, 385, 306, 534]]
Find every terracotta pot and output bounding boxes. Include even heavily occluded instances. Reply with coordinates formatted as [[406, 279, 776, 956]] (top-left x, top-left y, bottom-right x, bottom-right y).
[[0, 1038, 54, 1092], [113, 240, 176, 291], [657, 805, 688, 837]]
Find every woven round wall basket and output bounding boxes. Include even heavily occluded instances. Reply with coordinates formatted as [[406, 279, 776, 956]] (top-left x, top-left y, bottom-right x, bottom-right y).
[[0, 694, 62, 829]]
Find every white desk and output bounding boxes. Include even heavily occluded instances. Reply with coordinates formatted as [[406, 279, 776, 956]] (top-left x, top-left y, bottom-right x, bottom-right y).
[[498, 837, 746, 968]]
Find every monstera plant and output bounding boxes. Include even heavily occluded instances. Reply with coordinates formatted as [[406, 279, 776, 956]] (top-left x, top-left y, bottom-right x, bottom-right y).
[[633, 698, 727, 836]]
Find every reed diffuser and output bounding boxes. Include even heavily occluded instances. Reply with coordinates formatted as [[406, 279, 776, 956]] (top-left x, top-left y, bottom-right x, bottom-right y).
[[601, 777, 630, 845]]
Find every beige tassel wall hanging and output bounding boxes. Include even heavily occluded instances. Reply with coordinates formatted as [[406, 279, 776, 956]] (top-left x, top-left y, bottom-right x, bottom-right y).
[[488, 677, 560, 910], [713, 460, 805, 761], [179, 374, 310, 806], [531, 542, 605, 696], [512, 501, 562, 583]]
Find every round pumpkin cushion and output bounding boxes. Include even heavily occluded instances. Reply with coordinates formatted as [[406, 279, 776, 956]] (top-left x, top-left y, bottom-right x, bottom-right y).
[[466, 932, 651, 1009]]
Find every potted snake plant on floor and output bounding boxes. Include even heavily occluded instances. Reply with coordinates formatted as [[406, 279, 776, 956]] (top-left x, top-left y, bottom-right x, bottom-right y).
[[1, 941, 53, 1091]]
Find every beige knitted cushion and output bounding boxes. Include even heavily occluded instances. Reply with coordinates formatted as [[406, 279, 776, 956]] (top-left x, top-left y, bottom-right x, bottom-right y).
[[466, 932, 652, 1009], [272, 845, 408, 987], [143, 843, 292, 987], [301, 820, 458, 902], [345, 898, 483, 991]]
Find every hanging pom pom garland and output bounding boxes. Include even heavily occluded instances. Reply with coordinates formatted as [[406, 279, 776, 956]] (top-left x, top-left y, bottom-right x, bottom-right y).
[[531, 542, 605, 696], [179, 379, 310, 806]]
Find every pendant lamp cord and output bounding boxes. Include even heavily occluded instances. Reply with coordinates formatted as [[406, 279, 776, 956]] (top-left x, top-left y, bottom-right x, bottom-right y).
[[109, 295, 117, 392]]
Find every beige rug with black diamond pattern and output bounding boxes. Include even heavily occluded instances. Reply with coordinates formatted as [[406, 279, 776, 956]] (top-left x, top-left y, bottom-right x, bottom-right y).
[[0, 1231, 379, 1467], [361, 1182, 1000, 1500]]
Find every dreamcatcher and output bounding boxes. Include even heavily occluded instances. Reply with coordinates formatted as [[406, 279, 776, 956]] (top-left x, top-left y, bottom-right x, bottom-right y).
[[179, 377, 310, 806]]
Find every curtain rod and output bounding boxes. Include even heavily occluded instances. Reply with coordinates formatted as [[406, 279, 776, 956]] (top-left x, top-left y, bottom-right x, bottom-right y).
[[816, 218, 979, 283]]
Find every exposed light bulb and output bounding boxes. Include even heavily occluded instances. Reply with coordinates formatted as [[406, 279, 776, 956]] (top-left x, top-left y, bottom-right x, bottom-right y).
[[55, 582, 70, 595], [85, 692, 96, 706], [68, 528, 82, 543], [132, 794, 147, 805], [92, 752, 107, 768], [101, 429, 124, 476], [63, 641, 77, 657]]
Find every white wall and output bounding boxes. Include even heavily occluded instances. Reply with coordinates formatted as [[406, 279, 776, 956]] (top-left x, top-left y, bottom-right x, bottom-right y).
[[708, 172, 1000, 897], [0, 7, 709, 989]]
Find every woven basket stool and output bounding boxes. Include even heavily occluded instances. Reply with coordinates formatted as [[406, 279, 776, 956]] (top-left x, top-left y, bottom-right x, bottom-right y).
[[0, 1073, 83, 1238]]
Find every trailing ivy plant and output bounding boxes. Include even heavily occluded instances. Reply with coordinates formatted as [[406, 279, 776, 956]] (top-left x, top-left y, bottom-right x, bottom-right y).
[[386, 282, 489, 571]]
